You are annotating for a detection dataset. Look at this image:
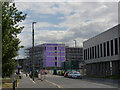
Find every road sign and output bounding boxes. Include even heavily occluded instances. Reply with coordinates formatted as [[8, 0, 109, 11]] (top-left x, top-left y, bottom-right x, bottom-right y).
[[18, 66, 22, 68]]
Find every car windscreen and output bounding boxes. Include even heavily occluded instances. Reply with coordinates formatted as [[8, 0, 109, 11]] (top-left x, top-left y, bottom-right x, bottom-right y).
[[74, 72, 80, 74]]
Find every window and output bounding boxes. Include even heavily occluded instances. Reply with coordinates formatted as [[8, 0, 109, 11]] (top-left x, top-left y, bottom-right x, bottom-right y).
[[95, 46, 97, 58], [55, 57, 57, 60], [111, 40, 113, 56], [55, 62, 57, 66], [104, 42, 106, 57], [100, 44, 102, 57], [84, 50, 85, 60], [97, 45, 99, 58], [86, 49, 87, 60], [107, 41, 110, 56], [115, 38, 118, 55], [55, 47, 57, 50], [119, 37, 120, 54], [90, 47, 92, 59], [88, 48, 89, 59], [92, 47, 94, 59]]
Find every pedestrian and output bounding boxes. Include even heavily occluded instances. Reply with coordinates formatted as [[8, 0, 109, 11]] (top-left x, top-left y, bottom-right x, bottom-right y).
[[26, 73, 28, 77]]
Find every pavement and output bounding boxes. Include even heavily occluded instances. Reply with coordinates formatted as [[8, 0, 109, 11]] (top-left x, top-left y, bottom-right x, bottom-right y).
[[83, 77, 120, 88], [17, 74, 58, 88]]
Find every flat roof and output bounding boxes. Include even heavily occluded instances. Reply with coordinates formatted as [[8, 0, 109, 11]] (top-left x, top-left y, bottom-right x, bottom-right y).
[[83, 24, 120, 43]]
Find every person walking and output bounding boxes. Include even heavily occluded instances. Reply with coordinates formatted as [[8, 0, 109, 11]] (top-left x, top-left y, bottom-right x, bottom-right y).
[[26, 73, 28, 77]]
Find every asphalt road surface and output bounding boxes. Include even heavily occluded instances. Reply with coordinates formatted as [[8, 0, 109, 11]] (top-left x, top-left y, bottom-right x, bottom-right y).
[[18, 74, 118, 88], [45, 74, 118, 88]]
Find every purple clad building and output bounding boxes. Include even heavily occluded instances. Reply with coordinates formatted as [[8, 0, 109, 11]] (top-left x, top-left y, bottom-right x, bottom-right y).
[[41, 43, 65, 68], [26, 43, 65, 70]]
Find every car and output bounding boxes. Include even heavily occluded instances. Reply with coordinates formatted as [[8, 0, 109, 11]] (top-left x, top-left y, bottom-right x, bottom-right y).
[[64, 71, 69, 77], [72, 72, 82, 79], [67, 72, 73, 78]]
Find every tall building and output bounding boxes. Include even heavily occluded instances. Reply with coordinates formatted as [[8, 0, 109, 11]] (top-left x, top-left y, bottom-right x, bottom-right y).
[[25, 43, 65, 71], [83, 24, 120, 76]]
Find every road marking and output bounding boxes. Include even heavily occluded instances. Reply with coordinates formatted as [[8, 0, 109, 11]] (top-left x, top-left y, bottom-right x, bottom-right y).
[[46, 75, 63, 78], [29, 77, 36, 84], [45, 80, 63, 88]]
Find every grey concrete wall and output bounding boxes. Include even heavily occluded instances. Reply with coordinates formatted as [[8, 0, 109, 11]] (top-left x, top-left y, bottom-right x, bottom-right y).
[[86, 62, 111, 76], [112, 60, 120, 76], [83, 25, 119, 64]]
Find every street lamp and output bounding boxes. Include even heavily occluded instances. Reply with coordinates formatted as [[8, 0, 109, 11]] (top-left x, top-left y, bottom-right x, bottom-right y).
[[74, 40, 76, 47], [32, 22, 37, 81]]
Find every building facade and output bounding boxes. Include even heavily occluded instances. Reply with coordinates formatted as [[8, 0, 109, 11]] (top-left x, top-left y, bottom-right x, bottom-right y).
[[65, 47, 83, 62], [41, 43, 65, 68], [61, 47, 83, 70], [83, 24, 120, 76], [26, 43, 66, 71]]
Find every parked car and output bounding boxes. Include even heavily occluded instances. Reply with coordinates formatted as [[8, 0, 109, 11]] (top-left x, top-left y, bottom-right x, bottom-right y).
[[72, 72, 82, 79], [67, 72, 73, 78], [64, 71, 69, 77]]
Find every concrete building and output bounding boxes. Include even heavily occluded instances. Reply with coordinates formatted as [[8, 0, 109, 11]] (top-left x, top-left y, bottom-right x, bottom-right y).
[[65, 47, 83, 62], [25, 43, 65, 71], [65, 47, 83, 69], [83, 24, 120, 76]]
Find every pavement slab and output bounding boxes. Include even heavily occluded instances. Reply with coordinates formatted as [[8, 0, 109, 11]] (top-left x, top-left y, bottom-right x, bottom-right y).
[[18, 74, 58, 88]]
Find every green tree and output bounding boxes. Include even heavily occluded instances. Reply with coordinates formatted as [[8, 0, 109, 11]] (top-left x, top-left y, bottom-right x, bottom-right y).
[[2, 2, 27, 77]]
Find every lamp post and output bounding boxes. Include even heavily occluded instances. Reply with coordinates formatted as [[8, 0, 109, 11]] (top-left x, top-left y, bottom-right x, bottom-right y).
[[32, 22, 36, 81], [74, 40, 76, 47]]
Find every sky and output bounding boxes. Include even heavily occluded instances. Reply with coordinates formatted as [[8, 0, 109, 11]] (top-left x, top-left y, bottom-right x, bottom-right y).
[[14, 1, 119, 59]]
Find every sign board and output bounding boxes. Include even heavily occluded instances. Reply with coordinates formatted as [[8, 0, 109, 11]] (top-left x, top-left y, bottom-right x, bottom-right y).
[[18, 65, 22, 68]]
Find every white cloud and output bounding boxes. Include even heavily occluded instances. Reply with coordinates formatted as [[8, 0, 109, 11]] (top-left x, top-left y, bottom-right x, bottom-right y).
[[35, 22, 52, 28], [15, 2, 118, 58], [15, 0, 119, 2]]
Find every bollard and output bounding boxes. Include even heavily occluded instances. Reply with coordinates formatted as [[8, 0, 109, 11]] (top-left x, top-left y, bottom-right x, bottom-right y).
[[13, 81, 15, 90], [15, 80, 17, 87]]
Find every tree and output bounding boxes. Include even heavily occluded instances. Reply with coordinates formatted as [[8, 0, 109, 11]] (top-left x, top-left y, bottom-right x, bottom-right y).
[[2, 2, 27, 77]]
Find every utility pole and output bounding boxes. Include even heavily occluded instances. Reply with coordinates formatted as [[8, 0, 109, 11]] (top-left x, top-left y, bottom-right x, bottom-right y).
[[32, 22, 36, 81], [74, 39, 78, 71], [74, 40, 76, 47]]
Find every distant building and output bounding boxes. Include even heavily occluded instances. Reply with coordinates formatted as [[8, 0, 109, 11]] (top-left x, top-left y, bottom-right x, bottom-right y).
[[65, 47, 83, 62], [25, 43, 65, 71], [83, 24, 120, 76], [15, 59, 25, 69], [61, 47, 83, 70]]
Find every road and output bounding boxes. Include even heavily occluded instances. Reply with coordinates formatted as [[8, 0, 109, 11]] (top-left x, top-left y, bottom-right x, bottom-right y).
[[18, 74, 118, 88], [45, 74, 118, 88]]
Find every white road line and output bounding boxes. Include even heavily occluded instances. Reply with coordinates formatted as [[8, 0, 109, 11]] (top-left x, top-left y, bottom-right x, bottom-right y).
[[45, 80, 63, 88], [29, 77, 36, 84]]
